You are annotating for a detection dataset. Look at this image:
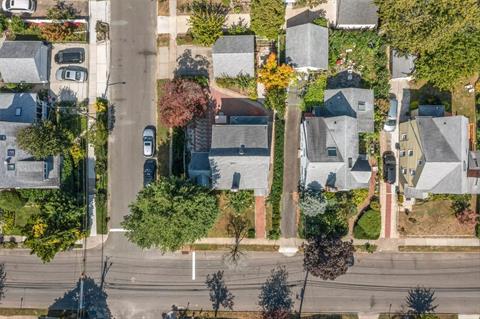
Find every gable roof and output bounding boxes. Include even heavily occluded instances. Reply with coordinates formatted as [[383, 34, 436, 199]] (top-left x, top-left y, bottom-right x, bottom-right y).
[[286, 23, 328, 70], [212, 35, 255, 78], [209, 124, 270, 192], [391, 50, 416, 79], [0, 93, 38, 123], [320, 88, 374, 132], [0, 41, 49, 83], [336, 0, 378, 27]]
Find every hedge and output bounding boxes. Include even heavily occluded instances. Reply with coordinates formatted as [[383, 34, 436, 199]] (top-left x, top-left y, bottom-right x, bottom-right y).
[[268, 116, 284, 239]]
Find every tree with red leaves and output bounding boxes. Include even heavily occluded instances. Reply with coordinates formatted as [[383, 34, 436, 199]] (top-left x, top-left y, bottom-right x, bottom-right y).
[[158, 79, 209, 128]]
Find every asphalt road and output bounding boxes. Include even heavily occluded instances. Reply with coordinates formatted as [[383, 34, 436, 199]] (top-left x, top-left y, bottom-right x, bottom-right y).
[[1, 247, 479, 318], [108, 0, 157, 229]]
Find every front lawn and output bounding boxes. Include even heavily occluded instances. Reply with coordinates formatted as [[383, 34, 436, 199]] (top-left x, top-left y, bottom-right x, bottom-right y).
[[353, 209, 380, 240], [207, 191, 255, 238], [398, 199, 476, 236]]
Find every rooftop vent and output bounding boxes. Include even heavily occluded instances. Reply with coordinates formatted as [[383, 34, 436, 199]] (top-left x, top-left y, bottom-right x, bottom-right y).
[[7, 149, 15, 157], [239, 144, 245, 155]]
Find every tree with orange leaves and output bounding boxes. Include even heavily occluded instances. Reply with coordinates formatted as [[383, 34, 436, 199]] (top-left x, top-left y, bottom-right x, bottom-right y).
[[257, 54, 295, 90]]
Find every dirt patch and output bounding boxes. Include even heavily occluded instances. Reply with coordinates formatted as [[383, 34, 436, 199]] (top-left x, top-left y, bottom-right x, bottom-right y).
[[398, 199, 475, 237], [158, 0, 169, 15]]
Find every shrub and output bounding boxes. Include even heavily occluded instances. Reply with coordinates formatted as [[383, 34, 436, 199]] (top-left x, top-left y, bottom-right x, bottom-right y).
[[216, 74, 257, 99], [476, 223, 480, 239], [264, 88, 287, 118], [312, 16, 328, 27], [268, 117, 284, 239], [188, 0, 228, 46], [258, 54, 294, 91], [0, 190, 27, 212], [353, 209, 380, 239], [226, 190, 254, 214], [0, 210, 16, 235], [250, 0, 285, 40], [247, 228, 256, 238], [302, 74, 327, 111], [351, 188, 369, 207], [9, 16, 27, 34], [455, 209, 477, 227], [46, 0, 77, 20], [225, 19, 253, 35]]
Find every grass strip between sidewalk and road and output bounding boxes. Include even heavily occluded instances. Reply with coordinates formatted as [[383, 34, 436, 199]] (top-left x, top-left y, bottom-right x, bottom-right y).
[[191, 244, 280, 252], [398, 245, 480, 253], [0, 308, 48, 316]]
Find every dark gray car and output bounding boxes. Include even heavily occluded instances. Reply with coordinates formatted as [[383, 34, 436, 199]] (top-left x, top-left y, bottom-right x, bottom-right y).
[[143, 159, 157, 187], [55, 48, 85, 64], [383, 151, 396, 184]]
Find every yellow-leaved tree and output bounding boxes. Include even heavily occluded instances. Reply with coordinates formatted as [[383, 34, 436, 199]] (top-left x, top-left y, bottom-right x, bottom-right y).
[[258, 53, 294, 90]]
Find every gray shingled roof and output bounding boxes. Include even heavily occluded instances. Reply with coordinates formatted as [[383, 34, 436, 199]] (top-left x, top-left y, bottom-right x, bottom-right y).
[[0, 41, 49, 84], [286, 23, 328, 70], [0, 122, 60, 189], [209, 124, 270, 192], [319, 88, 374, 132], [301, 116, 371, 190], [212, 35, 255, 78], [0, 93, 38, 123], [336, 0, 378, 27], [391, 50, 416, 79]]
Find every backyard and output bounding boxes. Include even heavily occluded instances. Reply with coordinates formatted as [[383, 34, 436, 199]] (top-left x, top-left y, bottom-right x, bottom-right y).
[[398, 199, 476, 237]]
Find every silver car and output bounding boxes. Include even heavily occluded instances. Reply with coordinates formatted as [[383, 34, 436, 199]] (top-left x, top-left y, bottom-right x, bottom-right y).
[[2, 0, 35, 13], [55, 66, 88, 82], [143, 127, 155, 157]]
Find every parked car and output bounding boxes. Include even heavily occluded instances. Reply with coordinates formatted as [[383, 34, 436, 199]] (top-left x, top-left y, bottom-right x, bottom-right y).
[[383, 151, 396, 184], [143, 159, 157, 187], [383, 98, 398, 132], [55, 66, 88, 82], [2, 0, 35, 13], [55, 48, 85, 64], [143, 126, 155, 157]]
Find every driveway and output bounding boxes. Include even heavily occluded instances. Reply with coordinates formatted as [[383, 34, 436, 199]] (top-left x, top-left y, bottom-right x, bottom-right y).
[[32, 0, 88, 18], [49, 43, 88, 103], [108, 0, 157, 231]]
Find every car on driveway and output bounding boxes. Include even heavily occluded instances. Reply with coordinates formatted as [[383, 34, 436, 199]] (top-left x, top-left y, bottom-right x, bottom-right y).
[[55, 48, 85, 64], [383, 98, 398, 132], [383, 151, 396, 184], [2, 0, 35, 13], [55, 66, 88, 82], [143, 159, 157, 187], [143, 126, 155, 157]]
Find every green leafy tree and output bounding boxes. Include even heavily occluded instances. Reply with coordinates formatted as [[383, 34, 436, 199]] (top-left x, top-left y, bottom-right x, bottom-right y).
[[302, 74, 327, 110], [258, 266, 293, 319], [299, 187, 328, 217], [122, 177, 219, 251], [375, 0, 480, 89], [0, 263, 5, 301], [188, 0, 229, 46], [226, 190, 254, 214], [17, 120, 73, 159], [22, 191, 85, 263], [205, 270, 235, 317], [250, 0, 285, 40]]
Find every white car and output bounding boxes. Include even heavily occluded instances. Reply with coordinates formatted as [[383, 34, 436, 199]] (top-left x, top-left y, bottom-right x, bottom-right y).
[[383, 98, 398, 132], [2, 0, 35, 13], [143, 127, 155, 157], [55, 66, 88, 82]]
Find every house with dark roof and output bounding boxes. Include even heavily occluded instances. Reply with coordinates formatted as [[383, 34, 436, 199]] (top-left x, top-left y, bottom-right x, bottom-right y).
[[286, 23, 328, 72], [300, 116, 371, 191], [0, 41, 49, 84], [336, 0, 378, 29], [317, 88, 375, 132], [0, 93, 59, 189], [212, 35, 255, 78], [188, 116, 271, 195], [399, 115, 480, 199], [391, 50, 416, 79]]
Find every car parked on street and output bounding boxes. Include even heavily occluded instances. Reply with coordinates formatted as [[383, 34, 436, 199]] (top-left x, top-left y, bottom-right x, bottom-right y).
[[383, 98, 398, 132], [2, 0, 35, 13], [383, 151, 396, 184], [54, 48, 85, 64], [143, 126, 155, 157], [143, 159, 157, 187], [55, 66, 88, 82]]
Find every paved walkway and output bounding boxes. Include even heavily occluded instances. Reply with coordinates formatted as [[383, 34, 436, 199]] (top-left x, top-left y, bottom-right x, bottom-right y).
[[255, 196, 266, 239], [281, 87, 302, 238]]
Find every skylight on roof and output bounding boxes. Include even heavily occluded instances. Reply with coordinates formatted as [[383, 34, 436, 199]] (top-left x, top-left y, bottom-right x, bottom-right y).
[[15, 107, 22, 116], [327, 147, 337, 157]]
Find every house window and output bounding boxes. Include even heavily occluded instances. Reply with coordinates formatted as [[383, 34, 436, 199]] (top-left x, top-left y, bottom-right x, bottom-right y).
[[0, 135, 5, 141], [327, 147, 337, 157], [417, 160, 422, 165], [400, 150, 406, 157], [15, 107, 22, 116], [410, 169, 416, 176], [7, 149, 15, 157], [348, 157, 353, 168], [408, 150, 414, 156], [7, 163, 15, 171], [401, 167, 407, 174], [358, 101, 366, 111], [401, 133, 407, 141]]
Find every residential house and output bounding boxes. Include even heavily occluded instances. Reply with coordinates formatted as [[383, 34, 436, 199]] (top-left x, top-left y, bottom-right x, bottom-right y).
[[300, 88, 374, 191], [286, 23, 328, 72], [336, 0, 378, 29], [212, 35, 255, 78], [398, 113, 480, 198], [391, 49, 416, 80], [0, 93, 60, 189], [0, 41, 49, 84], [189, 116, 271, 195]]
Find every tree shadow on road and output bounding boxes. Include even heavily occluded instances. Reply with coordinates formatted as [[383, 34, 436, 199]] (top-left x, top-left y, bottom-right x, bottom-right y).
[[47, 276, 112, 319]]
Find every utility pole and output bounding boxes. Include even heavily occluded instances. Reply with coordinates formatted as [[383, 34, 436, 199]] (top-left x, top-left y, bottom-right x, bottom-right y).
[[297, 270, 309, 318]]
